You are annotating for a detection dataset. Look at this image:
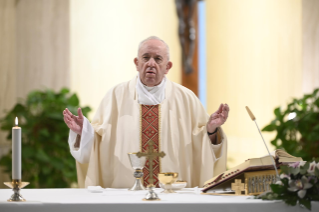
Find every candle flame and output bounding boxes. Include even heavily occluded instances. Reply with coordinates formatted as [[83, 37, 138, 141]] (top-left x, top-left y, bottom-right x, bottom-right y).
[[15, 117, 18, 126]]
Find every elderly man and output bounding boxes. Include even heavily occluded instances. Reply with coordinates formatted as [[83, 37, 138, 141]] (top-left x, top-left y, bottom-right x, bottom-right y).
[[63, 36, 229, 188]]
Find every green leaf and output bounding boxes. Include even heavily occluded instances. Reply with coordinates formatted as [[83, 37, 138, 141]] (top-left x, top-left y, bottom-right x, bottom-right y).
[[290, 167, 300, 175], [299, 199, 311, 210], [39, 129, 50, 137], [68, 94, 79, 106], [281, 178, 289, 187], [280, 165, 290, 175], [60, 88, 69, 94], [262, 124, 277, 132], [81, 106, 92, 117], [284, 195, 298, 206], [270, 184, 286, 194], [274, 107, 283, 119], [300, 162, 310, 175]]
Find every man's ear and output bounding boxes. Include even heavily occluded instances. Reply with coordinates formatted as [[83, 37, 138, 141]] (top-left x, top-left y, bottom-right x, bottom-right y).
[[134, 58, 138, 67], [165, 61, 173, 74]]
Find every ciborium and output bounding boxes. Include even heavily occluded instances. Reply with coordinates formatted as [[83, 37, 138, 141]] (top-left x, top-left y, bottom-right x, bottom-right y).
[[128, 152, 146, 191], [158, 172, 178, 193]]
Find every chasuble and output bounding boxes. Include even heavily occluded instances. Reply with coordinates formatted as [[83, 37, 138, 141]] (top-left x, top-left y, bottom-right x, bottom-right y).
[[68, 76, 227, 188]]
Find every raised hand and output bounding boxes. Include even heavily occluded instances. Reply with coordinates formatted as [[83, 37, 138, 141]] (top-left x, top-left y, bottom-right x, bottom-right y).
[[207, 104, 229, 133], [63, 108, 84, 135]]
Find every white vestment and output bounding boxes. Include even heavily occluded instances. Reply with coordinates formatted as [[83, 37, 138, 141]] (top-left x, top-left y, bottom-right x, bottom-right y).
[[68, 76, 227, 188]]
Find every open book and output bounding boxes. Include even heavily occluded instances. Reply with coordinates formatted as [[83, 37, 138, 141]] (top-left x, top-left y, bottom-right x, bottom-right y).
[[202, 149, 302, 193], [240, 149, 303, 166], [269, 149, 303, 163]]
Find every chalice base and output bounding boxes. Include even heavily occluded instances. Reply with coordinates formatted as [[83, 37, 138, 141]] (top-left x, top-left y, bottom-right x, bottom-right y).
[[161, 184, 176, 193], [129, 178, 145, 191]]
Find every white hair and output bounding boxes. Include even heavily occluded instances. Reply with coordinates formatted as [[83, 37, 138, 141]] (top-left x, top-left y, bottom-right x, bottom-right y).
[[137, 36, 170, 60]]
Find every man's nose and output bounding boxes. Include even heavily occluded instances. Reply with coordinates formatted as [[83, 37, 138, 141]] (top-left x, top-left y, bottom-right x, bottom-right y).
[[147, 58, 156, 67]]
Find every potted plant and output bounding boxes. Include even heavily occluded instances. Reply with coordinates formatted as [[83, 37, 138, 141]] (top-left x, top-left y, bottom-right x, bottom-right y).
[[262, 88, 319, 161], [0, 88, 91, 188]]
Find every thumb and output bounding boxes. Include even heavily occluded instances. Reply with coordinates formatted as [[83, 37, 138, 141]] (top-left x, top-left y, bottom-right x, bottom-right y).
[[78, 108, 84, 119]]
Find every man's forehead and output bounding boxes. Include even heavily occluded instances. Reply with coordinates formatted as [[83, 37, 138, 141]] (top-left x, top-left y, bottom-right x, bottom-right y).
[[139, 40, 166, 55]]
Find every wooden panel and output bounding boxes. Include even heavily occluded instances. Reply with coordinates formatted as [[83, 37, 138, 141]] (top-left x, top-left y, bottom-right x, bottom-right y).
[[179, 2, 199, 96], [302, 0, 319, 93]]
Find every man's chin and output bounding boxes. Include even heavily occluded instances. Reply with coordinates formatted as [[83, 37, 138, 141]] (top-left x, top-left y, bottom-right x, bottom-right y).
[[143, 79, 159, 87]]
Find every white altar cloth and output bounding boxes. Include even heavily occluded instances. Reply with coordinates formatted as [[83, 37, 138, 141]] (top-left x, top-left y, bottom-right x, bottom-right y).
[[0, 188, 318, 212]]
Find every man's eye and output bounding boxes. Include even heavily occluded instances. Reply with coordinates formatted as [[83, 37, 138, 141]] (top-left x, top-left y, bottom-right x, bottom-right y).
[[155, 58, 162, 63], [143, 57, 149, 61]]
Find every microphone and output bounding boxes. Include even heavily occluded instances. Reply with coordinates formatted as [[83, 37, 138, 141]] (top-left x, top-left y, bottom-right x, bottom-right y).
[[245, 106, 279, 179]]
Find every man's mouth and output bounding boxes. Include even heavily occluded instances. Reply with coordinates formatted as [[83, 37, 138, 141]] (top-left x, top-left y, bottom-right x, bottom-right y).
[[146, 70, 156, 75]]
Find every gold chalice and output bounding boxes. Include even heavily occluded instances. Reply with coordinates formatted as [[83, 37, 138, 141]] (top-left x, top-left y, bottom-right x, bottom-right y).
[[158, 172, 178, 193]]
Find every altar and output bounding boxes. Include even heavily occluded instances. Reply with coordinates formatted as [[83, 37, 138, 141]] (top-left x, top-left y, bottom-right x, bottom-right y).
[[1, 188, 318, 212]]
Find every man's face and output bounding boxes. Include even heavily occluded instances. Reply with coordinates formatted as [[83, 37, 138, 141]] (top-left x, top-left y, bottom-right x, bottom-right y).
[[134, 39, 173, 87]]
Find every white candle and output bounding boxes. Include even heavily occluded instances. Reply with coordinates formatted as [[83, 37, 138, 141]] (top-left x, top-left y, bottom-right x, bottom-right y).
[[12, 117, 21, 180]]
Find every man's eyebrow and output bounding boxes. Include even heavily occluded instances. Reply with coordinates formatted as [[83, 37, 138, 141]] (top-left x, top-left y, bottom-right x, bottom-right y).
[[141, 53, 163, 57], [155, 55, 163, 58]]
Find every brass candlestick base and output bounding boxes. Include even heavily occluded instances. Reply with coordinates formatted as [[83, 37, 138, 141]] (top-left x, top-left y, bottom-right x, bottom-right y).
[[143, 184, 160, 201], [4, 179, 29, 202]]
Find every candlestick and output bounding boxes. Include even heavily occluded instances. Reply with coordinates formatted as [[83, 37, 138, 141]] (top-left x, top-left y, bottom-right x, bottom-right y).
[[12, 117, 21, 180], [4, 117, 29, 202]]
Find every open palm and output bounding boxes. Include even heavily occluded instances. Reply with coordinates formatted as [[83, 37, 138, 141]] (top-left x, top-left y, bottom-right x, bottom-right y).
[[207, 104, 229, 133], [63, 108, 84, 135]]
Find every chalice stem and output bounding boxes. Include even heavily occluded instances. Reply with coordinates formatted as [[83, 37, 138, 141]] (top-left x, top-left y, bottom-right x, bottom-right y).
[[164, 183, 175, 193]]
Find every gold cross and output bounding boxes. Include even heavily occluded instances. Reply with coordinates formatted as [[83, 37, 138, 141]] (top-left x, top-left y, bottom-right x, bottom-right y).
[[136, 140, 166, 187], [231, 179, 245, 195]]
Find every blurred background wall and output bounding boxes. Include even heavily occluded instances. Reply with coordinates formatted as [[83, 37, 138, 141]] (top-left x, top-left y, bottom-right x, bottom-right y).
[[206, 0, 303, 167], [0, 0, 319, 186]]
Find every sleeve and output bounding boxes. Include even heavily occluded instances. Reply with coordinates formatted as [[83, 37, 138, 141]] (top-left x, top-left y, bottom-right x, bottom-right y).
[[210, 128, 225, 161], [68, 117, 94, 164]]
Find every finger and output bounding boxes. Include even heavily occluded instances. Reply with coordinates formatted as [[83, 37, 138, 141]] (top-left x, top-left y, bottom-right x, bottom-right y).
[[65, 113, 73, 123], [66, 109, 78, 121], [215, 104, 223, 114], [65, 108, 74, 117], [210, 113, 217, 118], [222, 108, 228, 119], [63, 110, 71, 120], [63, 110, 67, 118], [219, 112, 227, 121], [64, 115, 72, 127], [78, 108, 84, 119], [221, 103, 228, 113], [224, 104, 230, 112]]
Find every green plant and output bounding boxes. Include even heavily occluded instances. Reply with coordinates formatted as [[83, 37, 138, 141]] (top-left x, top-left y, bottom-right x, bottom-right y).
[[257, 159, 319, 210], [0, 88, 91, 188], [262, 88, 319, 161]]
